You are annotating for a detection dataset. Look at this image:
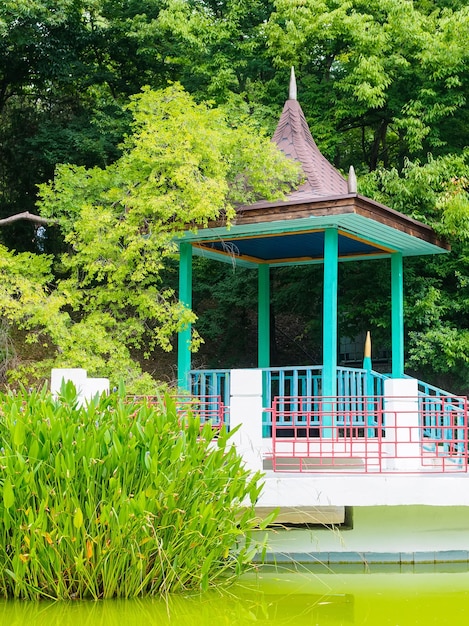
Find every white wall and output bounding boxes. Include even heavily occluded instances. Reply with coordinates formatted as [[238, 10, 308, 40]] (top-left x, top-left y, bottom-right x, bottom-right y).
[[264, 505, 469, 555], [50, 368, 109, 405]]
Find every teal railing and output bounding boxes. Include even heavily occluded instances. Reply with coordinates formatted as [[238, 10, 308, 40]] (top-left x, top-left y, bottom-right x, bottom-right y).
[[188, 369, 230, 426], [189, 368, 230, 403], [189, 366, 389, 434], [262, 366, 388, 435], [188, 367, 467, 466], [416, 379, 467, 460]]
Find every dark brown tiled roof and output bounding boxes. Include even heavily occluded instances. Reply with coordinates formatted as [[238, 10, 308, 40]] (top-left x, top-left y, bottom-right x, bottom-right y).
[[272, 99, 348, 200], [212, 73, 448, 254]]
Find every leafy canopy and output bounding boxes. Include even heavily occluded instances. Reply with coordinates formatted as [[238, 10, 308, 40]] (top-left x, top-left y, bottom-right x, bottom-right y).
[[266, 0, 469, 169], [30, 84, 299, 387], [358, 153, 469, 388]]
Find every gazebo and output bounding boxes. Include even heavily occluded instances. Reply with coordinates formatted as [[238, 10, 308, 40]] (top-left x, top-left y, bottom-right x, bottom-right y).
[[172, 72, 469, 557], [50, 77, 469, 560], [177, 69, 449, 402]]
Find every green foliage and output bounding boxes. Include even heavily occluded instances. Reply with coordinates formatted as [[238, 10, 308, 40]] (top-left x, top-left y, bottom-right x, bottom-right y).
[[0, 385, 268, 599], [0, 0, 469, 390], [436, 176, 469, 240], [402, 255, 469, 391], [266, 0, 469, 169], [407, 319, 469, 391], [0, 84, 298, 385], [193, 259, 259, 368], [360, 151, 469, 237], [0, 245, 67, 357], [0, 0, 130, 253], [360, 158, 469, 387]]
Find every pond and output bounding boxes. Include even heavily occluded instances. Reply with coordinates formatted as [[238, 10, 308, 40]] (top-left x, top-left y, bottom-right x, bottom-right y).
[[2, 565, 469, 625]]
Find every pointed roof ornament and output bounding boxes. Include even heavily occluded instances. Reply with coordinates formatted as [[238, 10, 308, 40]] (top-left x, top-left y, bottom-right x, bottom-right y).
[[347, 165, 357, 193], [289, 66, 297, 101], [363, 331, 372, 371]]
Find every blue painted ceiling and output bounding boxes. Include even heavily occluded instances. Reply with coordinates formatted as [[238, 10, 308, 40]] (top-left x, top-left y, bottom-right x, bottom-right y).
[[196, 230, 389, 265]]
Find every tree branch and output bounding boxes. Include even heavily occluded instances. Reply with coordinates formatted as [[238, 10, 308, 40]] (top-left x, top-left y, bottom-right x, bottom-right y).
[[0, 212, 52, 227]]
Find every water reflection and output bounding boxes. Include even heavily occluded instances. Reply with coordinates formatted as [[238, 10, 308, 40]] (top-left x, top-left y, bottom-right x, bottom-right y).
[[1, 568, 469, 625], [0, 592, 353, 626]]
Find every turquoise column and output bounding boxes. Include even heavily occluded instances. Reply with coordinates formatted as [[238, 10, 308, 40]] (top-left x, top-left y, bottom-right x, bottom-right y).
[[391, 252, 405, 378], [177, 241, 193, 390], [258, 264, 270, 368], [258, 264, 270, 436], [323, 228, 339, 397], [322, 228, 338, 438]]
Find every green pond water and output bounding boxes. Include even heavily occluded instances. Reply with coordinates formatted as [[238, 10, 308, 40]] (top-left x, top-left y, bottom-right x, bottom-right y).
[[2, 566, 469, 625]]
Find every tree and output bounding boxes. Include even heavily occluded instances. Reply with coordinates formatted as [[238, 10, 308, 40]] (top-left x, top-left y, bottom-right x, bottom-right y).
[[0, 0, 130, 252], [265, 0, 469, 171], [0, 0, 279, 254], [9, 84, 298, 388], [359, 153, 469, 391]]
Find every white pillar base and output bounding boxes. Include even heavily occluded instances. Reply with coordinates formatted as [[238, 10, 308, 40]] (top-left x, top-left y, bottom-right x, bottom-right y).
[[51, 368, 109, 406], [229, 369, 270, 472], [384, 378, 421, 471]]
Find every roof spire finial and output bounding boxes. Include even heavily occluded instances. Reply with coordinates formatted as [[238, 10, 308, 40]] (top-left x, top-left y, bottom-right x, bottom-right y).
[[348, 165, 357, 193], [363, 331, 372, 370], [289, 66, 297, 100]]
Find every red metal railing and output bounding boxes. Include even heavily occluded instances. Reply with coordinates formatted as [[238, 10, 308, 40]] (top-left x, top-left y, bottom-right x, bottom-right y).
[[174, 395, 227, 431], [128, 395, 227, 431], [268, 395, 468, 473]]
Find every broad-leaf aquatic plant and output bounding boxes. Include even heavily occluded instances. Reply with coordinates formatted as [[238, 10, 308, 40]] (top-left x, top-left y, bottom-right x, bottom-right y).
[[0, 384, 271, 599]]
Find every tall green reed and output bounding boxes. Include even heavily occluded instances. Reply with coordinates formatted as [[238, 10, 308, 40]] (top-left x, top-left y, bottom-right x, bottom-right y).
[[0, 384, 271, 599]]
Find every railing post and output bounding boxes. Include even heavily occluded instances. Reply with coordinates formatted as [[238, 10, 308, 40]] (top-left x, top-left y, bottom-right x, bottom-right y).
[[362, 332, 376, 437], [258, 264, 270, 368], [384, 378, 421, 470], [391, 252, 405, 378], [229, 369, 269, 472]]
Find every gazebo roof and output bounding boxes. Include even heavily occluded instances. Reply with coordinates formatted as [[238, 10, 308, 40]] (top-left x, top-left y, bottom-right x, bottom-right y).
[[271, 70, 348, 200], [183, 70, 449, 267]]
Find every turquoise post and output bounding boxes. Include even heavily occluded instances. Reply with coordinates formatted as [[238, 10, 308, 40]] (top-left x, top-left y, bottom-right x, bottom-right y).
[[258, 264, 271, 436], [177, 241, 193, 391], [363, 331, 375, 436], [391, 252, 404, 378], [258, 264, 270, 368], [362, 331, 372, 372], [322, 228, 339, 436], [323, 228, 338, 396]]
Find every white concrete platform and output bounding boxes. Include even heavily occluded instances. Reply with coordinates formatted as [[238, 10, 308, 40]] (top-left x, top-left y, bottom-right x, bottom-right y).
[[260, 472, 469, 507]]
